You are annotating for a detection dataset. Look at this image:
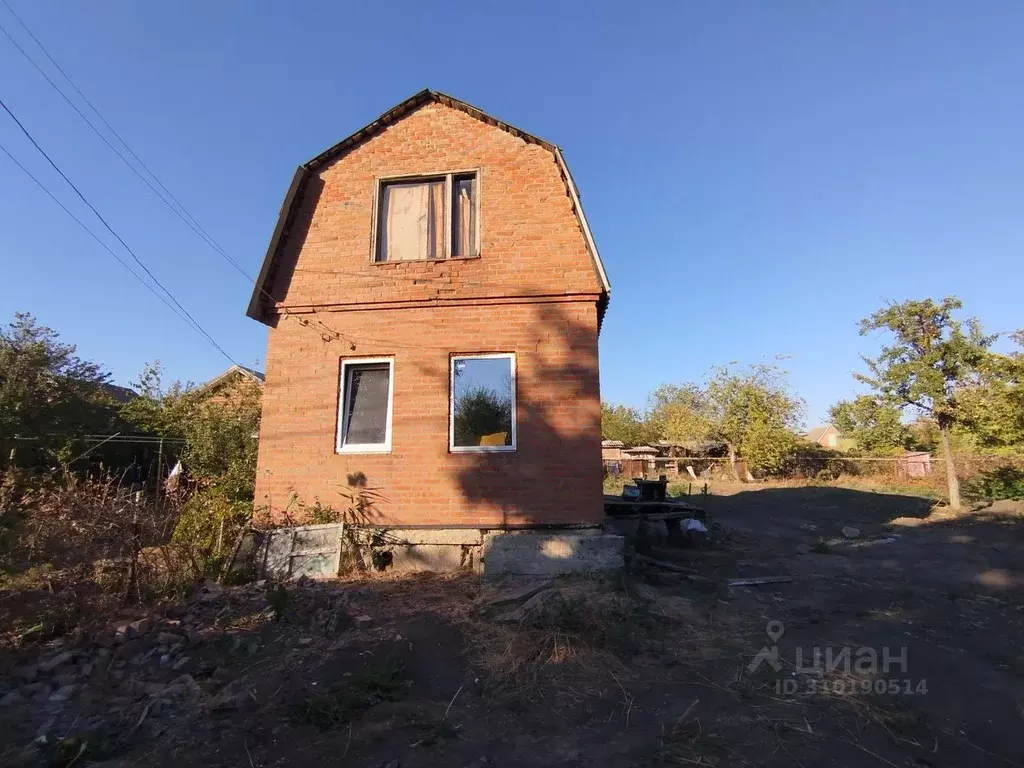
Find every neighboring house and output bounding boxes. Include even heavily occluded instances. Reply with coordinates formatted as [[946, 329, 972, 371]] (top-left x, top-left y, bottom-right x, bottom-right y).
[[806, 424, 842, 449], [193, 365, 265, 409], [601, 440, 625, 462], [247, 90, 610, 531], [100, 382, 138, 404]]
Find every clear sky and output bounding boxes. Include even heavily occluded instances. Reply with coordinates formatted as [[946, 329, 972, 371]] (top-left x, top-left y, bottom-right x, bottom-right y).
[[1, 1, 1022, 427]]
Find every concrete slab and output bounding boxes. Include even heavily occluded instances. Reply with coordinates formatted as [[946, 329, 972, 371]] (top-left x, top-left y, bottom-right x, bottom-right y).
[[481, 531, 624, 576], [388, 544, 473, 572], [352, 528, 482, 546]]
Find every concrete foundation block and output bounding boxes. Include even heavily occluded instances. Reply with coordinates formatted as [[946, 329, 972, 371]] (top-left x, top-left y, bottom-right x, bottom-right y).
[[354, 528, 482, 546], [481, 530, 624, 576], [387, 544, 474, 572]]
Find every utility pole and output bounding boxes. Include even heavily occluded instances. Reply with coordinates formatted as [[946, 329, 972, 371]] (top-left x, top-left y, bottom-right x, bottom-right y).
[[155, 436, 164, 500]]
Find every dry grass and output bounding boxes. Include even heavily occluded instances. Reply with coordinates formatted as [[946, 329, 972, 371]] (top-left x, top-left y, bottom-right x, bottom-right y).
[[459, 579, 663, 705], [290, 657, 411, 729]]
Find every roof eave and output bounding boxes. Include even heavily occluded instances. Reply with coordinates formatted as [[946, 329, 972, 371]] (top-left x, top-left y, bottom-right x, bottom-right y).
[[246, 166, 307, 324]]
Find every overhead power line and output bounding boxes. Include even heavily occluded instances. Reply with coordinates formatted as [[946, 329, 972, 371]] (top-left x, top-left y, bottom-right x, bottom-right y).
[[0, 4, 490, 359], [0, 97, 240, 365], [0, 2, 255, 283], [0, 140, 225, 344]]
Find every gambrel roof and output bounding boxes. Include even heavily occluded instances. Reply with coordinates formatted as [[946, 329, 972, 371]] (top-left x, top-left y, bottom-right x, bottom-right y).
[[245, 89, 610, 325]]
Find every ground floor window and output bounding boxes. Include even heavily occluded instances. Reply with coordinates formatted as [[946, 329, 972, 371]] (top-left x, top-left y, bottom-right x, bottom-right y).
[[337, 358, 393, 453], [450, 353, 516, 452]]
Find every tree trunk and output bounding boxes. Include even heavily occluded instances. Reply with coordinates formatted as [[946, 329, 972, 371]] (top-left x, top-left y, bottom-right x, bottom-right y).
[[727, 443, 741, 482], [939, 426, 961, 510]]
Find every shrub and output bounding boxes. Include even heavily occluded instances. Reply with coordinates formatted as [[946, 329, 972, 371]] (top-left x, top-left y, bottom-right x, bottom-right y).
[[0, 470, 184, 602], [172, 486, 252, 579], [965, 465, 1024, 501]]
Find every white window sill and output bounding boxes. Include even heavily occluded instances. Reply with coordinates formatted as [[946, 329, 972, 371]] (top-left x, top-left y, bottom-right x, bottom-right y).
[[337, 445, 391, 455], [450, 446, 517, 454]]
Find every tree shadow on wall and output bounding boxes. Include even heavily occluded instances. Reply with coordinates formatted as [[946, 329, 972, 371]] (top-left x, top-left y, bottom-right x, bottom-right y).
[[416, 298, 604, 528]]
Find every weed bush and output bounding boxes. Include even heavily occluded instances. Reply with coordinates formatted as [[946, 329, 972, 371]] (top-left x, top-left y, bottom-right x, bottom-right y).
[[966, 465, 1024, 501], [291, 658, 410, 729]]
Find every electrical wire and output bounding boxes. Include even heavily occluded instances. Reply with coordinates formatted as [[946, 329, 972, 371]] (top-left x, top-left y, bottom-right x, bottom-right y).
[[0, 4, 541, 359], [0, 3, 254, 282], [0, 97, 240, 365], [0, 139, 231, 350]]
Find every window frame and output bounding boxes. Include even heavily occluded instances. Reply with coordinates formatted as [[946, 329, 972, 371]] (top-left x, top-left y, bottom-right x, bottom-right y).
[[336, 357, 395, 454], [449, 352, 517, 454], [371, 170, 481, 263]]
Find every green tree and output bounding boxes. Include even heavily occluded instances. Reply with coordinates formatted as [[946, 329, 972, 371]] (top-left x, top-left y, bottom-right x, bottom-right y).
[[956, 330, 1024, 450], [908, 417, 941, 451], [855, 297, 996, 509], [121, 362, 261, 501], [120, 361, 189, 440], [706, 364, 803, 477], [0, 312, 122, 466], [649, 364, 804, 479], [453, 387, 512, 447], [601, 402, 656, 446], [828, 395, 910, 453]]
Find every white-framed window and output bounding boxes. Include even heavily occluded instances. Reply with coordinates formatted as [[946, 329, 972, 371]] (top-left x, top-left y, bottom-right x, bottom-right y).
[[336, 357, 394, 453], [450, 353, 516, 452], [374, 171, 479, 262]]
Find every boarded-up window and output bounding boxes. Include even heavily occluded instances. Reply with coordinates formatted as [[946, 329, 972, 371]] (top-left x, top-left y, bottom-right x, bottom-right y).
[[337, 359, 393, 452], [375, 173, 478, 261]]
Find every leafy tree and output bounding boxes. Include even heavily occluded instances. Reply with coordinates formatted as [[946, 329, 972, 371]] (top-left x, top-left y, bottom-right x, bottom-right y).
[[855, 297, 996, 509], [601, 402, 656, 446], [120, 361, 189, 440], [0, 312, 122, 466], [121, 362, 261, 501], [908, 417, 941, 452], [828, 395, 910, 453], [646, 384, 707, 446], [650, 364, 804, 479], [956, 330, 1024, 450], [453, 387, 512, 447], [706, 364, 803, 476]]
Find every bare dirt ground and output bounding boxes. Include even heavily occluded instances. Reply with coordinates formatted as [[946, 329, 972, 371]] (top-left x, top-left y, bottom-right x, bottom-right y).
[[2, 486, 1023, 767]]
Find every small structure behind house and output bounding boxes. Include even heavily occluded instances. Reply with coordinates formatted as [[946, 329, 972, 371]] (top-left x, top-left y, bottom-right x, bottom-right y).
[[895, 451, 933, 479]]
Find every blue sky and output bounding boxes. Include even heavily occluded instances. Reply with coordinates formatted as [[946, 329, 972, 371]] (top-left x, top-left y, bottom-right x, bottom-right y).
[[1, 1, 1022, 427]]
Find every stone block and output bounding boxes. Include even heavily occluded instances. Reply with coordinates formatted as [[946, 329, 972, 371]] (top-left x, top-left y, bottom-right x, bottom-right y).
[[481, 531, 624, 576], [387, 543, 473, 572]]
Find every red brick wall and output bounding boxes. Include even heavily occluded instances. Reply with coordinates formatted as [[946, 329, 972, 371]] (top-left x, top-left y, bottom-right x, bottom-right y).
[[255, 101, 604, 526]]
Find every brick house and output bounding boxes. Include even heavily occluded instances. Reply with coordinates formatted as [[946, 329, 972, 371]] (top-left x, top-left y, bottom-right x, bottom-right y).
[[246, 90, 610, 535], [193, 365, 264, 410]]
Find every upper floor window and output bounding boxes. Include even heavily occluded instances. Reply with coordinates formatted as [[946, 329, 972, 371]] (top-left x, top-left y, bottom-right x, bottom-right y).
[[375, 172, 478, 262]]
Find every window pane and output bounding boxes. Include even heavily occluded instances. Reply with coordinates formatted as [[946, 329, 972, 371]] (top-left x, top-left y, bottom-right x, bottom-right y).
[[451, 175, 476, 257], [452, 356, 513, 448], [377, 180, 445, 261], [344, 364, 390, 445]]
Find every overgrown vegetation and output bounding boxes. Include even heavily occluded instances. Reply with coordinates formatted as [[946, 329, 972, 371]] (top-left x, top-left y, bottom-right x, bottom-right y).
[[0, 313, 262, 647], [965, 465, 1024, 501]]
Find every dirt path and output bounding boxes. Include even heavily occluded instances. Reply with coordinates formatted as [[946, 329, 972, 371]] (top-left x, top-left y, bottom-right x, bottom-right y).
[[2, 487, 1023, 767]]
